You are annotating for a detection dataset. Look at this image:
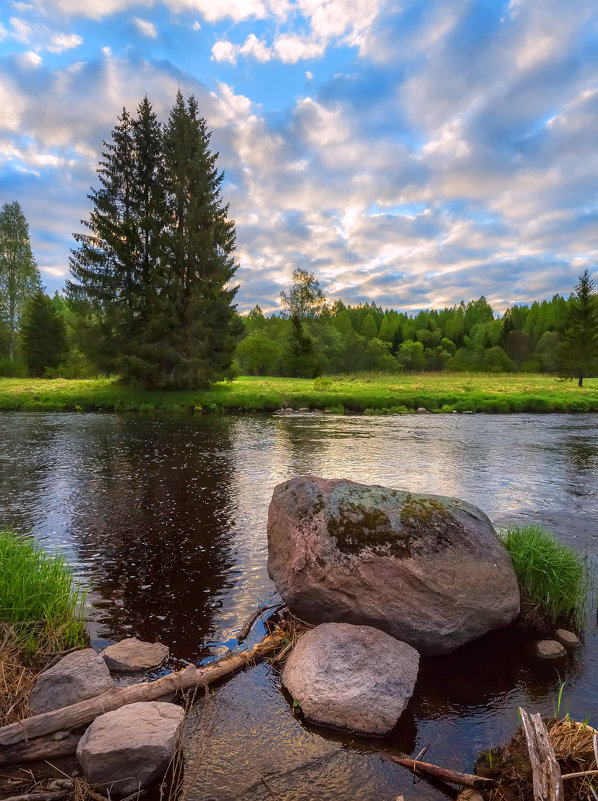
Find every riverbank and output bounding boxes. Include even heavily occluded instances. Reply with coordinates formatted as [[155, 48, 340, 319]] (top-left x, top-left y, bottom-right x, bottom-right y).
[[0, 374, 597, 414]]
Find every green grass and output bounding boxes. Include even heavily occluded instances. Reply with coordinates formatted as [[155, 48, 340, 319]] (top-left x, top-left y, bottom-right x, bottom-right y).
[[0, 373, 597, 414], [500, 524, 590, 633], [0, 530, 87, 657]]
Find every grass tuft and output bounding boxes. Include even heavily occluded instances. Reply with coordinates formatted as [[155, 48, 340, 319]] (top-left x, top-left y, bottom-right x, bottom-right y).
[[500, 524, 590, 633], [0, 530, 87, 658]]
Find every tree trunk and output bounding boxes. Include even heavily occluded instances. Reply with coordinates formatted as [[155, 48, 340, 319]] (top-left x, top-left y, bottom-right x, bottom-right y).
[[579, 375, 583, 387]]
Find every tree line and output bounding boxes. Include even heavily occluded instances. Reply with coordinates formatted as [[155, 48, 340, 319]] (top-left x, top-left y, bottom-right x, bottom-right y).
[[1, 91, 597, 387]]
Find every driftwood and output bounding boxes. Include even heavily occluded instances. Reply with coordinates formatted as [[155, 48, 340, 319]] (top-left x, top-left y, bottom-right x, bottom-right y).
[[389, 756, 495, 789], [238, 602, 280, 643], [1, 791, 70, 801], [520, 708, 564, 801], [0, 731, 82, 766], [0, 632, 286, 755]]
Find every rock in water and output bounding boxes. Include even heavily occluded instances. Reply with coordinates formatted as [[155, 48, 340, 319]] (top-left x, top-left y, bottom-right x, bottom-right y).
[[282, 623, 419, 735], [29, 649, 114, 714], [77, 701, 184, 794], [102, 637, 169, 672], [267, 476, 520, 655]]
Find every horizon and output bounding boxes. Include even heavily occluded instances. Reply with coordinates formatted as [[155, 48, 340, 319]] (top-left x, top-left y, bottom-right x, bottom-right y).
[[1, 0, 597, 316]]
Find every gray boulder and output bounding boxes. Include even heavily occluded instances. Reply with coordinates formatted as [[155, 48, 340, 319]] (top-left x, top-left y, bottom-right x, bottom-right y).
[[29, 649, 114, 715], [267, 476, 520, 655], [102, 638, 169, 672], [76, 701, 184, 794], [282, 623, 419, 735]]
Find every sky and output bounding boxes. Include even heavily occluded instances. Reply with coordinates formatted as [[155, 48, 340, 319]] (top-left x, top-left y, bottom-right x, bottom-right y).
[[1, 0, 598, 315]]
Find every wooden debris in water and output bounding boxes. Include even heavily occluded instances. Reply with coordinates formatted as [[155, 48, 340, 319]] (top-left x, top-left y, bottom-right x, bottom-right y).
[[520, 708, 564, 801]]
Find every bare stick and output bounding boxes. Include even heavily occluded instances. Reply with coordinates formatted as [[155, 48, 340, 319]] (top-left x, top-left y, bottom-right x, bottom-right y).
[[520, 708, 564, 801], [389, 756, 495, 789]]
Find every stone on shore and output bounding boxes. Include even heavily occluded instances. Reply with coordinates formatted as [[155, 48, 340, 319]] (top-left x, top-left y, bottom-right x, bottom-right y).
[[555, 629, 581, 650], [29, 649, 114, 714], [535, 639, 567, 659], [282, 622, 419, 735], [102, 637, 169, 672], [267, 476, 520, 655], [76, 701, 184, 794]]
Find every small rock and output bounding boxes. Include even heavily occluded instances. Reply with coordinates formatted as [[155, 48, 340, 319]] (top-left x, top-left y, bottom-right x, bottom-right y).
[[452, 410, 459, 414], [29, 649, 114, 714], [102, 637, 169, 672], [282, 622, 419, 735], [48, 779, 74, 791], [555, 629, 581, 649], [298, 407, 310, 413], [536, 639, 567, 659], [463, 410, 474, 414], [77, 701, 184, 794], [416, 407, 428, 413]]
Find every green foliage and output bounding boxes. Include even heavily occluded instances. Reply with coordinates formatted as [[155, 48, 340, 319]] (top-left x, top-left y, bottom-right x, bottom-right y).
[[68, 92, 240, 389], [21, 292, 67, 376], [0, 530, 87, 656], [0, 201, 42, 370], [560, 269, 598, 386], [500, 524, 590, 633]]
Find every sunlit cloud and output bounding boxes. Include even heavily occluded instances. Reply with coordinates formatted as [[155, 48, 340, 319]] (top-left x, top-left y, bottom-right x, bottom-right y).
[[133, 18, 158, 39], [47, 32, 84, 52]]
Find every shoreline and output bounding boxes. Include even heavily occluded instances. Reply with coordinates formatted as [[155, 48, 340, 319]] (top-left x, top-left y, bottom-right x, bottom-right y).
[[0, 374, 597, 414]]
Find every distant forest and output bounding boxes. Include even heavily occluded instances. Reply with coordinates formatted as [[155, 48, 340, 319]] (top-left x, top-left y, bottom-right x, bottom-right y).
[[237, 288, 572, 378]]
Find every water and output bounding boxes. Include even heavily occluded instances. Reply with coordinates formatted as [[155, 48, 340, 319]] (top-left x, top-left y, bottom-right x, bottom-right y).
[[0, 412, 597, 799]]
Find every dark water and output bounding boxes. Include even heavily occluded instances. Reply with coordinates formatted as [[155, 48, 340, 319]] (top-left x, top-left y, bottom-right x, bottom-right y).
[[1, 412, 597, 800]]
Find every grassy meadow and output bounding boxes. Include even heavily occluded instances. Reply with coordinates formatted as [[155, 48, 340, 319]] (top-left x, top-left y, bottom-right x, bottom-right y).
[[0, 373, 597, 414]]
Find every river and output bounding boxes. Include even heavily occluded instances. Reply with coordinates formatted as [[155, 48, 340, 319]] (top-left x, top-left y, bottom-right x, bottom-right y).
[[0, 412, 597, 800]]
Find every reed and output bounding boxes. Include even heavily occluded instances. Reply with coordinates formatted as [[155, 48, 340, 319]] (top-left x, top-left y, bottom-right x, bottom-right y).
[[500, 524, 590, 633], [0, 530, 87, 658]]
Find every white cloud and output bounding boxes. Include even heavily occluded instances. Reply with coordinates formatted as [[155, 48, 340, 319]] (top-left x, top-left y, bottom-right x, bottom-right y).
[[0, 23, 7, 41], [47, 32, 83, 52], [20, 50, 42, 67], [133, 17, 158, 38], [211, 40, 239, 64], [306, 70, 313, 79], [240, 33, 271, 62], [192, 20, 201, 30], [10, 16, 33, 42], [274, 35, 325, 63]]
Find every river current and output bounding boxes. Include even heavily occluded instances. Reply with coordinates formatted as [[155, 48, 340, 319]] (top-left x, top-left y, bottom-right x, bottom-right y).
[[0, 412, 597, 800]]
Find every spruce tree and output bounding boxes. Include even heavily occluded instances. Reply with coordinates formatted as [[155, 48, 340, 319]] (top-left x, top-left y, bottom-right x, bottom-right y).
[[560, 269, 598, 386], [159, 90, 241, 388], [21, 291, 67, 376]]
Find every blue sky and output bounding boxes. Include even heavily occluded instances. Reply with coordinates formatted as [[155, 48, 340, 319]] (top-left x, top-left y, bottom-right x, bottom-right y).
[[1, 0, 598, 314]]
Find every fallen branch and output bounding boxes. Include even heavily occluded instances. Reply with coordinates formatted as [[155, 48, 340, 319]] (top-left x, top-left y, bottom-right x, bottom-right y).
[[520, 708, 564, 801], [238, 602, 280, 643], [389, 756, 495, 789], [0, 632, 286, 752], [562, 770, 598, 780], [0, 732, 82, 766], [1, 791, 69, 801]]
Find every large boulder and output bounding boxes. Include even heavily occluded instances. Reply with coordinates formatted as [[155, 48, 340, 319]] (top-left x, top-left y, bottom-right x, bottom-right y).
[[29, 649, 114, 715], [282, 622, 419, 735], [267, 476, 520, 655], [76, 701, 184, 794]]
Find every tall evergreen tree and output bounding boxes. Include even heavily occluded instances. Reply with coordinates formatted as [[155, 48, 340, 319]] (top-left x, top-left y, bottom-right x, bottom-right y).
[[0, 201, 42, 370], [21, 291, 67, 376], [560, 269, 598, 386], [158, 90, 241, 388]]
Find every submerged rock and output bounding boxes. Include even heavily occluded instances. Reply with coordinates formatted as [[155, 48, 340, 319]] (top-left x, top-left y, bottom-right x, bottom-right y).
[[29, 649, 114, 714], [102, 637, 169, 672], [282, 622, 419, 735], [77, 701, 184, 794], [535, 639, 567, 659], [267, 476, 520, 655]]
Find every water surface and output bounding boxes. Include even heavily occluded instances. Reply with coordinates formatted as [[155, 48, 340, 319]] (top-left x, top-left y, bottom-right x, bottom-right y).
[[1, 412, 596, 800]]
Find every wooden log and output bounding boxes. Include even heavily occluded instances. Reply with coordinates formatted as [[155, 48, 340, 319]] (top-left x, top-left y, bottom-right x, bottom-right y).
[[519, 708, 564, 801], [389, 756, 495, 789], [0, 632, 286, 751], [0, 732, 82, 765], [238, 602, 280, 642]]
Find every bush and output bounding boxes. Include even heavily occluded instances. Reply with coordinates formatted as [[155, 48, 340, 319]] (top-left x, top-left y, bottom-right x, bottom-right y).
[[500, 524, 589, 633], [0, 530, 87, 657]]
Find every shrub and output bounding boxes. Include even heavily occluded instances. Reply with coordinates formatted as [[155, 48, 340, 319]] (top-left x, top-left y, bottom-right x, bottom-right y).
[[0, 530, 87, 658], [500, 524, 589, 633]]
